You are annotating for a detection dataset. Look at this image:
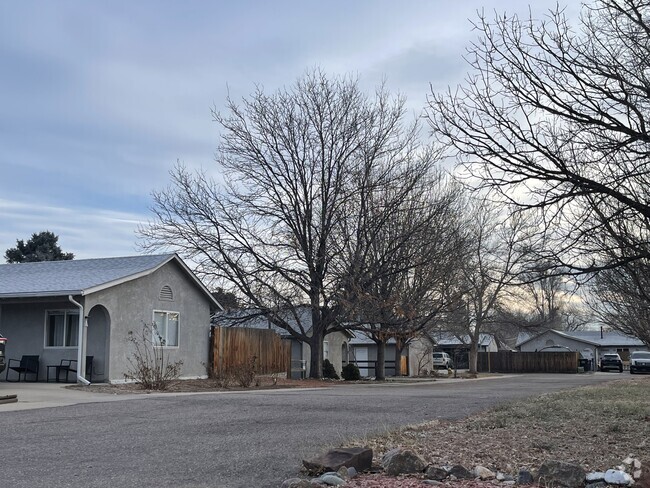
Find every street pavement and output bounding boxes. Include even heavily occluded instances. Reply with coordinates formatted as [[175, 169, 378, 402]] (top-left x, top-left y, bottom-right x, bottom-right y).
[[0, 373, 622, 488]]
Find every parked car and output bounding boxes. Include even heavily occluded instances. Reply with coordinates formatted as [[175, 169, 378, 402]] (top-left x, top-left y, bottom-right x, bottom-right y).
[[432, 351, 453, 369], [599, 353, 623, 372], [629, 351, 650, 374], [0, 334, 6, 374]]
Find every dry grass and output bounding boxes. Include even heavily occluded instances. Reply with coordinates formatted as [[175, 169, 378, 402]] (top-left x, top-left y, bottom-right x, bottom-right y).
[[346, 377, 650, 477]]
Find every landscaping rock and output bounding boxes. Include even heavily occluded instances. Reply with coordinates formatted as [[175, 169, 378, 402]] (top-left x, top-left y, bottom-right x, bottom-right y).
[[424, 466, 448, 481], [537, 460, 585, 488], [516, 469, 534, 485], [319, 474, 345, 486], [634, 459, 642, 469], [633, 470, 642, 480], [282, 478, 312, 488], [303, 448, 373, 475], [381, 448, 427, 476], [474, 465, 496, 480], [347, 467, 357, 479], [336, 467, 349, 480], [586, 472, 606, 482], [604, 469, 633, 486], [496, 472, 514, 482], [448, 465, 473, 480]]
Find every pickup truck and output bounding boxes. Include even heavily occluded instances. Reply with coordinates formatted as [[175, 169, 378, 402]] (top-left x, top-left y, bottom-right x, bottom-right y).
[[599, 353, 623, 372], [0, 334, 6, 374]]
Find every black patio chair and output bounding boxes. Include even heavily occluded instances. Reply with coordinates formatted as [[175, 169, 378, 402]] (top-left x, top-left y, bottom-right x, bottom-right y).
[[6, 355, 40, 382], [57, 356, 94, 383]]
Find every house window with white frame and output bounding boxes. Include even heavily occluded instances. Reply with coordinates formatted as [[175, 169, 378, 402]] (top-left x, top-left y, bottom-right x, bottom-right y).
[[45, 310, 79, 347], [153, 310, 179, 347]]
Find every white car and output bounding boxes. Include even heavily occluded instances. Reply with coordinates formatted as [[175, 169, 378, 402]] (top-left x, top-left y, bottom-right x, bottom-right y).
[[630, 351, 650, 374], [432, 351, 453, 369]]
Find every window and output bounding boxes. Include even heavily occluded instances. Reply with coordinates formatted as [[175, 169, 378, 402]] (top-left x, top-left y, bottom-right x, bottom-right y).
[[45, 311, 79, 347], [323, 341, 329, 360], [153, 311, 179, 347]]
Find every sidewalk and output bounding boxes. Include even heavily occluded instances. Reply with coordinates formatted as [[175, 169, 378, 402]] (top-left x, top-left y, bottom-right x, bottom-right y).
[[0, 382, 148, 412]]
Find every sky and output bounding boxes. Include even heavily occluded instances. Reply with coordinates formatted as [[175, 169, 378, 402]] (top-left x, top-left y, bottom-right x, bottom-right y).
[[0, 1, 577, 260]]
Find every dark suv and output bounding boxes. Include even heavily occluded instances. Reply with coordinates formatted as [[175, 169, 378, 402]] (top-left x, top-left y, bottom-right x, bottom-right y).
[[0, 334, 6, 374]]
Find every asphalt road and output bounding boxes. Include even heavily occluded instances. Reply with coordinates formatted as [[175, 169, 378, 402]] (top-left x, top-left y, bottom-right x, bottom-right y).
[[0, 373, 620, 488]]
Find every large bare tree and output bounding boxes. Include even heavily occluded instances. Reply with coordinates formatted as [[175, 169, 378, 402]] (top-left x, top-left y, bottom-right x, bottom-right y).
[[141, 70, 435, 378], [340, 171, 465, 379], [427, 0, 650, 273], [445, 200, 533, 374]]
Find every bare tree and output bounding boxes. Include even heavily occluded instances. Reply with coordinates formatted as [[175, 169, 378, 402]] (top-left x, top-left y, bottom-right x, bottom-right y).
[[590, 261, 650, 346], [447, 200, 533, 374], [340, 172, 465, 379], [141, 69, 428, 378], [427, 0, 650, 273]]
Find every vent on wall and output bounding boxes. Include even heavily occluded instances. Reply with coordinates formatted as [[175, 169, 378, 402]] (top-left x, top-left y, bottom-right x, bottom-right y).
[[159, 285, 174, 301]]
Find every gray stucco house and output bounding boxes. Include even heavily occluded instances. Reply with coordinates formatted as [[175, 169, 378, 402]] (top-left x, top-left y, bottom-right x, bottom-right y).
[[516, 329, 647, 368], [0, 254, 220, 383]]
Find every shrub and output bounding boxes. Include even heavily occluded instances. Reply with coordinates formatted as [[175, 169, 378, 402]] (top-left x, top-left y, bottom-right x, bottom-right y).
[[232, 356, 257, 388], [342, 363, 361, 381], [322, 359, 339, 379], [124, 322, 183, 390]]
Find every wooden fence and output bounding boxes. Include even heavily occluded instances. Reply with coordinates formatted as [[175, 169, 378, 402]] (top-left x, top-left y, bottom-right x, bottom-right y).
[[210, 326, 291, 376], [477, 351, 579, 373]]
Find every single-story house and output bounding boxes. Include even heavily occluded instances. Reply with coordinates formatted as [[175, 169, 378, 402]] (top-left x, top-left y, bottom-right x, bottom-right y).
[[347, 330, 408, 377], [212, 307, 351, 379], [516, 329, 647, 367], [0, 254, 221, 383], [426, 332, 498, 369]]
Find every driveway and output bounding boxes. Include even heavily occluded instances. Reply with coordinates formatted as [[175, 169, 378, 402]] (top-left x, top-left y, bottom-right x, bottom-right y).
[[0, 374, 619, 488]]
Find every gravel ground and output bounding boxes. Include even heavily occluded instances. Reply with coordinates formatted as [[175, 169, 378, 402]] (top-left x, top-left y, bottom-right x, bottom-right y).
[[342, 377, 650, 487]]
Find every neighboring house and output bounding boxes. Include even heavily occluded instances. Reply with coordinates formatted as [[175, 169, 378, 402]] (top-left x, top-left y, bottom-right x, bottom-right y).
[[516, 329, 647, 367], [347, 330, 408, 377], [0, 254, 221, 383], [427, 332, 498, 369], [212, 307, 351, 379]]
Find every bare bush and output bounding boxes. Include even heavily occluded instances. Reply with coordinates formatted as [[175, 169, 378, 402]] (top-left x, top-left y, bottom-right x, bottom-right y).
[[124, 322, 183, 390]]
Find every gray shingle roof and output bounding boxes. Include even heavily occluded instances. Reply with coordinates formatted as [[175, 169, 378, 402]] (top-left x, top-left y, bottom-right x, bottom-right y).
[[516, 329, 645, 348], [0, 254, 175, 298]]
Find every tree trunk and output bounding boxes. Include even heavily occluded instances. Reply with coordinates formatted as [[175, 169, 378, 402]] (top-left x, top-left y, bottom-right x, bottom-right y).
[[308, 334, 324, 379], [468, 340, 478, 375], [375, 339, 386, 381]]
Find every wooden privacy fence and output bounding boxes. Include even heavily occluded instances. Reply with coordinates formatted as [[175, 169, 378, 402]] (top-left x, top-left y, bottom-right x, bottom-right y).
[[210, 327, 290, 376], [477, 351, 579, 374]]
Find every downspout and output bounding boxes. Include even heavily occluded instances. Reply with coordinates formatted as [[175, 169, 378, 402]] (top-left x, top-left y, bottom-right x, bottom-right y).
[[69, 295, 91, 385]]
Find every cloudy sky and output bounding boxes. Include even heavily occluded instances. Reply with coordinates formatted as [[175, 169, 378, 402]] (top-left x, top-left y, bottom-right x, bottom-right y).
[[0, 1, 575, 260]]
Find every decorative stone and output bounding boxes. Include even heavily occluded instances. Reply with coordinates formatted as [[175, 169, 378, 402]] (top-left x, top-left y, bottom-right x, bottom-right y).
[[586, 472, 606, 482], [381, 448, 427, 476], [319, 474, 345, 486], [310, 481, 326, 487], [303, 448, 373, 475], [517, 469, 534, 485], [537, 460, 585, 488], [502, 481, 515, 486], [347, 467, 357, 478], [604, 469, 633, 486], [282, 478, 311, 488], [634, 459, 642, 469], [474, 466, 496, 480], [496, 472, 514, 482], [336, 467, 349, 480], [424, 466, 448, 481], [447, 465, 473, 480], [634, 470, 642, 480], [623, 457, 634, 465]]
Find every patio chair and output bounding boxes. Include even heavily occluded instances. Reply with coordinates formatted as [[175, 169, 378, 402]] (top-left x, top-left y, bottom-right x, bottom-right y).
[[57, 356, 94, 383], [6, 355, 40, 382]]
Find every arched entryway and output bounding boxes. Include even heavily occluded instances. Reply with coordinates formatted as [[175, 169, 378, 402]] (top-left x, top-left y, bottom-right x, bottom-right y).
[[87, 304, 110, 382]]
